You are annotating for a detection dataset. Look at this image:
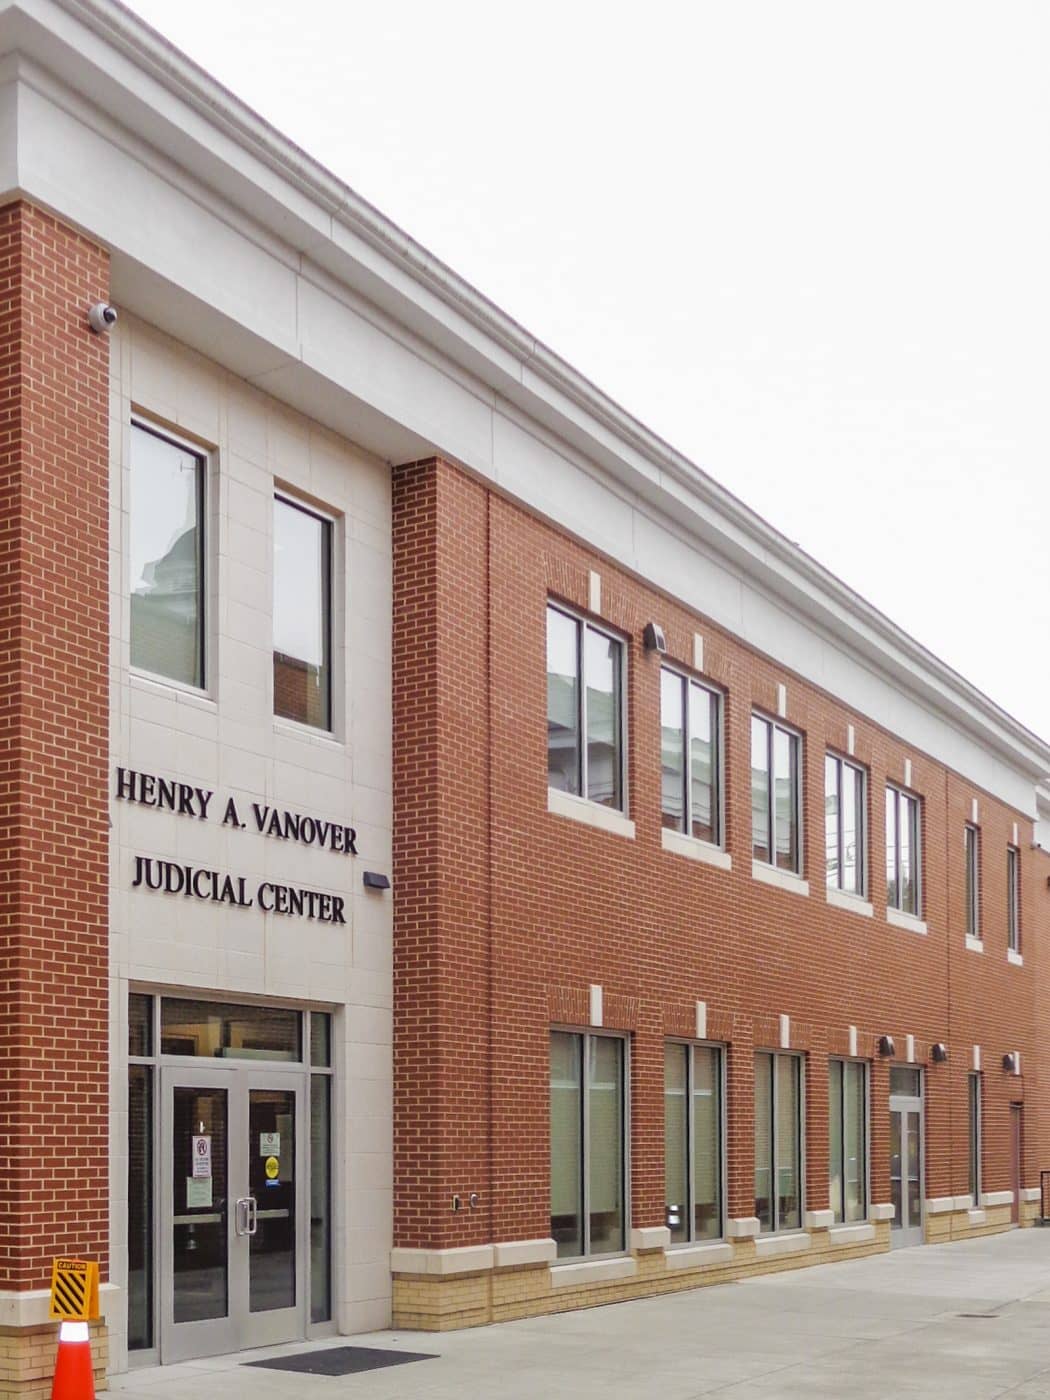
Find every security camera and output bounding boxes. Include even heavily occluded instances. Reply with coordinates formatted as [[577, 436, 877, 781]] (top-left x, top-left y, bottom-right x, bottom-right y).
[[87, 302, 118, 334]]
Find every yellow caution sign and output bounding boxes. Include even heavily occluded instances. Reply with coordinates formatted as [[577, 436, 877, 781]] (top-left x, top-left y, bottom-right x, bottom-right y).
[[49, 1259, 99, 1322], [265, 1156, 279, 1180]]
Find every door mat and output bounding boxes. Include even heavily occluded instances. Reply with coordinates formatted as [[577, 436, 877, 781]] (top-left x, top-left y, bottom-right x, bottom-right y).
[[245, 1345, 438, 1376]]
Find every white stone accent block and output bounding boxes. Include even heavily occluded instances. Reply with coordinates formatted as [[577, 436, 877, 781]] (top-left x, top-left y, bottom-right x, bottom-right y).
[[1020, 1187, 1041, 1202], [973, 1044, 981, 1071], [904, 758, 912, 787], [588, 570, 601, 614], [953, 1195, 974, 1211], [777, 683, 787, 717], [630, 1226, 671, 1252], [693, 633, 704, 672], [752, 861, 810, 897], [779, 1013, 790, 1049], [551, 1256, 636, 1289], [906, 1034, 915, 1063], [828, 1224, 876, 1245], [589, 984, 603, 1027], [925, 1197, 955, 1215], [849, 1024, 858, 1056], [966, 936, 984, 953], [971, 797, 979, 823], [695, 999, 707, 1041], [755, 1232, 810, 1259], [492, 1239, 557, 1268], [804, 1209, 834, 1230], [886, 908, 927, 935], [847, 723, 855, 756], [827, 888, 874, 917], [665, 1242, 733, 1270], [548, 787, 636, 839], [1008, 950, 1024, 967], [980, 1191, 1015, 1207], [869, 1204, 896, 1221], [1013, 821, 1019, 846], [967, 1209, 987, 1226], [727, 1216, 761, 1239], [390, 1245, 494, 1276]]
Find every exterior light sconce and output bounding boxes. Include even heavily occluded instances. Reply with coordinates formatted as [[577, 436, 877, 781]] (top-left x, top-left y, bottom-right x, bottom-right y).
[[1002, 1052, 1020, 1075], [363, 871, 390, 891], [931, 1043, 948, 1063], [877, 1035, 895, 1057], [642, 622, 667, 654]]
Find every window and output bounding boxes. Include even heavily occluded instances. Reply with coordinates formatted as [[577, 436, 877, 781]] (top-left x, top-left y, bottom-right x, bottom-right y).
[[886, 785, 921, 916], [546, 604, 624, 810], [273, 496, 333, 730], [828, 1060, 867, 1223], [664, 1043, 723, 1244], [825, 754, 866, 895], [550, 1031, 626, 1259], [130, 422, 205, 688], [1007, 846, 1020, 953], [660, 670, 721, 844], [968, 1073, 981, 1203], [754, 1052, 802, 1232], [751, 715, 801, 873], [965, 825, 980, 939]]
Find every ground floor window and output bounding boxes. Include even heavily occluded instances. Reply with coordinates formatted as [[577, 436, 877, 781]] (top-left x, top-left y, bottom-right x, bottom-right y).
[[828, 1059, 867, 1222], [550, 1031, 626, 1259], [969, 1073, 981, 1203], [664, 1042, 723, 1243], [754, 1051, 802, 1232]]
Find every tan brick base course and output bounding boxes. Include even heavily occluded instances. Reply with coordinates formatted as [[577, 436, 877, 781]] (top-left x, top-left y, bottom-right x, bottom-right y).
[[393, 1225, 892, 1331], [926, 1205, 1015, 1244], [0, 1322, 107, 1399]]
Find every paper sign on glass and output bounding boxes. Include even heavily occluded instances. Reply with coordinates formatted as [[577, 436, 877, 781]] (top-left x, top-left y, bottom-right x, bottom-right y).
[[186, 1176, 213, 1208], [192, 1134, 212, 1180], [259, 1132, 280, 1157]]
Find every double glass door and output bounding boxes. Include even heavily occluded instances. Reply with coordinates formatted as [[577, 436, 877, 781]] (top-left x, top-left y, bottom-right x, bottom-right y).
[[889, 1072, 923, 1248], [160, 1067, 306, 1361]]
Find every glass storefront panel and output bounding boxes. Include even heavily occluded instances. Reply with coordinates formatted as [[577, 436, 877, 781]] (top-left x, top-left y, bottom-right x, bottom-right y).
[[128, 1065, 153, 1351], [310, 1075, 332, 1323], [161, 999, 301, 1061], [550, 1033, 583, 1258], [664, 1044, 688, 1242]]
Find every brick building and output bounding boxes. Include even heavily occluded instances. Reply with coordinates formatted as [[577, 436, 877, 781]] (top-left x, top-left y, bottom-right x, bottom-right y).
[[0, 0, 1046, 1389]]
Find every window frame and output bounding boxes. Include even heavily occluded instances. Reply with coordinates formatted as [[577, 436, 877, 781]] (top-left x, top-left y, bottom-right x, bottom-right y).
[[272, 491, 335, 734], [968, 1072, 982, 1204], [824, 752, 868, 897], [549, 1027, 630, 1263], [1007, 845, 1021, 954], [659, 666, 724, 848], [663, 1039, 727, 1246], [886, 783, 922, 916], [129, 417, 208, 694], [964, 824, 981, 940], [545, 601, 628, 814], [753, 1050, 805, 1235], [827, 1057, 870, 1224], [751, 713, 804, 875]]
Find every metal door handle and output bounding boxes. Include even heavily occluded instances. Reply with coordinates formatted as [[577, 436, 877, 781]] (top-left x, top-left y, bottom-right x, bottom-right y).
[[246, 1196, 258, 1236], [235, 1197, 251, 1236]]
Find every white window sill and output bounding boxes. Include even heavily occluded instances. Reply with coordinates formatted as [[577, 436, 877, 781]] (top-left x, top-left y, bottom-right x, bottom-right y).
[[547, 787, 635, 839], [886, 907, 927, 936], [965, 935, 984, 954], [661, 827, 731, 870], [129, 668, 215, 708], [550, 1256, 637, 1288], [751, 861, 809, 897], [826, 887, 873, 918], [664, 1241, 733, 1270], [980, 1191, 1014, 1208], [1008, 949, 1023, 967], [828, 1223, 876, 1245], [754, 1232, 810, 1259], [273, 718, 344, 749]]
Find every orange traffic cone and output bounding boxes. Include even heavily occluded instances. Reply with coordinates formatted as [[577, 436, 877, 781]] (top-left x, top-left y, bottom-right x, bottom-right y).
[[51, 1321, 94, 1400]]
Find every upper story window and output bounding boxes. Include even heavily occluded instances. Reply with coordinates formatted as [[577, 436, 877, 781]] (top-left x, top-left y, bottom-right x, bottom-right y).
[[825, 754, 866, 896], [885, 785, 921, 916], [1007, 846, 1020, 954], [751, 715, 802, 874], [546, 604, 624, 811], [660, 670, 721, 845], [664, 1042, 723, 1244], [273, 496, 332, 731], [130, 422, 205, 689], [964, 824, 980, 939]]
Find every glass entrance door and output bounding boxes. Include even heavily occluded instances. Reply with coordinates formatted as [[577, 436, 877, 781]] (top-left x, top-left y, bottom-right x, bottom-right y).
[[889, 1068, 923, 1249], [160, 1068, 305, 1362]]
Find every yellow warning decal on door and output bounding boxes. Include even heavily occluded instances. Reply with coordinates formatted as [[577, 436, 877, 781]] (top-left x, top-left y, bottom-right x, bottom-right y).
[[49, 1259, 99, 1322]]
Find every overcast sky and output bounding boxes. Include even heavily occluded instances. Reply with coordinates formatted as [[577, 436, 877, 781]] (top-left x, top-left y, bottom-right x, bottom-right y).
[[125, 0, 1050, 742]]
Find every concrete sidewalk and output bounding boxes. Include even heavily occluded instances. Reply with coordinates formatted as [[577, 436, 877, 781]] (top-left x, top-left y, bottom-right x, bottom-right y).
[[113, 1230, 1050, 1399]]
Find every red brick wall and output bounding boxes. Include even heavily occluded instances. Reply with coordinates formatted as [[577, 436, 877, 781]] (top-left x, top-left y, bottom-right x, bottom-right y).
[[392, 455, 1049, 1251], [0, 203, 110, 1288]]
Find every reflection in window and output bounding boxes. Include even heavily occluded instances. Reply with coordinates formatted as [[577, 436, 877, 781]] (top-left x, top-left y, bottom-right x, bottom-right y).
[[130, 423, 204, 687], [752, 715, 801, 873], [546, 605, 624, 810], [825, 754, 866, 895], [754, 1051, 802, 1232], [274, 497, 332, 731], [829, 1059, 867, 1223], [661, 670, 721, 844], [665, 1043, 723, 1243], [886, 785, 921, 915], [550, 1032, 625, 1258], [161, 998, 301, 1060]]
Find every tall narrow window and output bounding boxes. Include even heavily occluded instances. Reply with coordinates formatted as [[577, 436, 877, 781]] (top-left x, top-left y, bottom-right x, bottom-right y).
[[273, 496, 332, 731], [754, 1052, 802, 1232], [664, 1043, 723, 1244], [661, 670, 721, 844], [752, 715, 802, 873], [886, 785, 921, 915], [964, 825, 980, 939], [968, 1073, 981, 1203], [828, 1060, 867, 1223], [550, 1032, 626, 1259], [1007, 846, 1020, 954], [130, 422, 205, 688], [546, 604, 624, 810], [825, 754, 866, 896], [128, 994, 154, 1353]]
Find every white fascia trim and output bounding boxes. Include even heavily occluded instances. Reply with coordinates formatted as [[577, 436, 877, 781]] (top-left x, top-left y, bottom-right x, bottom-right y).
[[492, 1239, 558, 1268], [886, 907, 928, 936], [547, 788, 636, 839], [1008, 949, 1024, 966], [9, 1, 1049, 787], [661, 827, 732, 870], [0, 1283, 120, 1327], [550, 1256, 637, 1289], [869, 1204, 895, 1221], [751, 861, 810, 898], [754, 1232, 810, 1259], [664, 1242, 733, 1270], [965, 935, 984, 953], [980, 1191, 1015, 1208], [828, 1223, 876, 1245], [390, 1245, 494, 1276], [826, 887, 874, 917]]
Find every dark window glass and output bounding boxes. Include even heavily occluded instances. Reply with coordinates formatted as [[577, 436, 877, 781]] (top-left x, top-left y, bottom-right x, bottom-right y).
[[753, 715, 801, 873], [273, 497, 332, 731], [886, 787, 921, 915], [161, 998, 301, 1061], [826, 755, 866, 895], [1007, 847, 1020, 953], [889, 1066, 921, 1097], [547, 606, 580, 795], [662, 670, 720, 844], [550, 1032, 625, 1258], [754, 1051, 802, 1232], [751, 718, 771, 863], [584, 628, 622, 809], [550, 1032, 583, 1258], [129, 993, 153, 1058], [545, 605, 624, 811], [965, 826, 979, 938], [128, 1065, 153, 1350], [310, 1012, 331, 1068], [310, 1075, 332, 1323], [172, 1085, 228, 1323], [660, 670, 685, 833], [968, 1073, 981, 1202], [130, 424, 204, 687], [829, 1060, 867, 1223]]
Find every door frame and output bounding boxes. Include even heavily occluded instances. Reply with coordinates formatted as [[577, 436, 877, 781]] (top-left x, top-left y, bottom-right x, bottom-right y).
[[888, 1089, 924, 1248]]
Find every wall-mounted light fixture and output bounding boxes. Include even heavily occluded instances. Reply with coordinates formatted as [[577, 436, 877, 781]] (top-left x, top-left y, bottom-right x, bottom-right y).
[[931, 1043, 948, 1063], [363, 871, 390, 890], [1002, 1051, 1020, 1075], [642, 622, 667, 654], [878, 1035, 895, 1057]]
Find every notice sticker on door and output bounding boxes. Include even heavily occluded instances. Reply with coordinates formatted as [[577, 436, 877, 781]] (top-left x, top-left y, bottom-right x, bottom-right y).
[[259, 1132, 280, 1157], [192, 1134, 212, 1180], [186, 1176, 213, 1209], [264, 1155, 280, 1180]]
